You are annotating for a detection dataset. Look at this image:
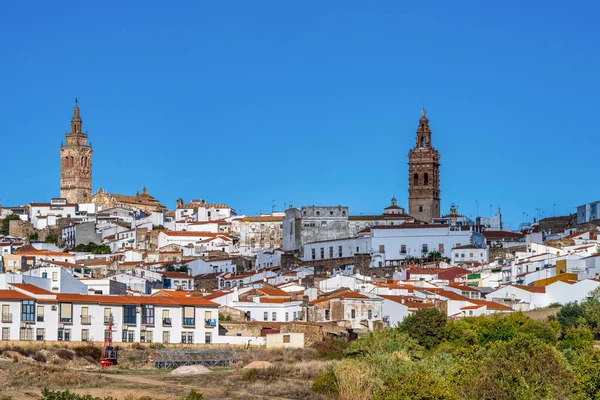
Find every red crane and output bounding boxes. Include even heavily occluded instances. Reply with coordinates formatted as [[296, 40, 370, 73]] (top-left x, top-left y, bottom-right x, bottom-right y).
[[100, 320, 118, 368]]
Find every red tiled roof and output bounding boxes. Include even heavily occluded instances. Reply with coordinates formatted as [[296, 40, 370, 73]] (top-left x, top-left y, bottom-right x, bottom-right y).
[[482, 231, 523, 239], [310, 290, 371, 305], [0, 290, 34, 300], [510, 284, 546, 293], [163, 231, 218, 237], [10, 283, 54, 295], [55, 293, 218, 307]]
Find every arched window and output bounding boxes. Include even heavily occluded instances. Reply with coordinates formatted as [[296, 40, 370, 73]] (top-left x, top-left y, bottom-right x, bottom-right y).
[[420, 135, 425, 148], [413, 173, 419, 186], [424, 173, 429, 185], [71, 156, 75, 167], [351, 309, 356, 319]]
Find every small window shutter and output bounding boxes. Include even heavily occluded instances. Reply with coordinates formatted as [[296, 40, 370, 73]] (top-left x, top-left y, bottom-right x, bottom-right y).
[[162, 309, 169, 318], [60, 303, 72, 319], [81, 307, 89, 317], [37, 306, 44, 317], [184, 307, 194, 319], [104, 308, 111, 320]]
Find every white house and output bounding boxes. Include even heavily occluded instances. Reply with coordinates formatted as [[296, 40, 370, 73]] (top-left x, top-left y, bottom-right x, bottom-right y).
[[30, 198, 78, 230]]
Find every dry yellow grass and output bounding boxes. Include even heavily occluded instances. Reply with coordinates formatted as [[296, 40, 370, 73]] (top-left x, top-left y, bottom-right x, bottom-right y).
[[334, 359, 376, 400]]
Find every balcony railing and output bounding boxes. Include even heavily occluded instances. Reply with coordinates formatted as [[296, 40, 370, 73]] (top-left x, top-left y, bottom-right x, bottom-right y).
[[59, 317, 73, 324], [81, 316, 92, 325], [162, 317, 172, 327], [182, 318, 195, 327], [1, 313, 12, 323], [205, 319, 217, 327], [104, 315, 114, 325]]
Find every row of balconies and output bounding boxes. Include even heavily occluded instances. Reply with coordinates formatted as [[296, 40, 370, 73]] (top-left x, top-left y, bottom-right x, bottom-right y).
[[2, 314, 218, 329]]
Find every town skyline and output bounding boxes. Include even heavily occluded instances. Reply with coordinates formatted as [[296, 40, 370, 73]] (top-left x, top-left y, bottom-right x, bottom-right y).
[[1, 1, 598, 227]]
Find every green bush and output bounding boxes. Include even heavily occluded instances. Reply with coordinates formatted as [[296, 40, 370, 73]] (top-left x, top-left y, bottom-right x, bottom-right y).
[[398, 308, 447, 349], [311, 367, 339, 397], [345, 328, 422, 358], [311, 338, 350, 360], [558, 327, 594, 351]]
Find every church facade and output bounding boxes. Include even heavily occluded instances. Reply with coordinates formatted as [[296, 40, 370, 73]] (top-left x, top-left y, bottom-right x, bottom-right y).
[[60, 101, 93, 204], [407, 109, 441, 222]]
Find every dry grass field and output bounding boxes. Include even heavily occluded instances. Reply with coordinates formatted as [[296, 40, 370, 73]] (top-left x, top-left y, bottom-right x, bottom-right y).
[[0, 343, 331, 400]]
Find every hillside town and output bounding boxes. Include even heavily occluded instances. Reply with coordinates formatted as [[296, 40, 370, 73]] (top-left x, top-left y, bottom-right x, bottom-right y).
[[1, 102, 600, 346]]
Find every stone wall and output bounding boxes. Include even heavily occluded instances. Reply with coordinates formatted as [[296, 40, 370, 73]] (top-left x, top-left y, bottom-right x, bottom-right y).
[[282, 252, 371, 276], [219, 305, 247, 322], [9, 220, 34, 238]]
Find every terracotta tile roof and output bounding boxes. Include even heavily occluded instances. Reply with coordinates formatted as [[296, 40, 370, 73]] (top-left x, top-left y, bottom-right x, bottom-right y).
[[461, 305, 482, 310], [468, 299, 512, 310], [0, 289, 34, 300], [202, 291, 231, 300], [310, 290, 371, 305], [55, 293, 218, 307], [10, 283, 54, 295], [482, 230, 523, 239], [161, 272, 192, 279], [259, 298, 294, 303], [163, 231, 218, 237], [437, 290, 471, 301], [510, 284, 546, 293], [372, 223, 448, 229], [257, 287, 290, 297]]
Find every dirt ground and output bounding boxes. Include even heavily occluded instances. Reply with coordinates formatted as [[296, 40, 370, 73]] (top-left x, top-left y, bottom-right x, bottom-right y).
[[0, 346, 329, 400]]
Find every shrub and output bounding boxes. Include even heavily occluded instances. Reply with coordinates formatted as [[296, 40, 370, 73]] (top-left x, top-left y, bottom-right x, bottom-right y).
[[345, 329, 422, 358], [183, 389, 204, 400], [311, 338, 349, 360], [73, 345, 102, 360], [55, 349, 74, 361], [398, 307, 447, 349], [556, 302, 585, 331], [242, 369, 257, 382], [558, 327, 594, 352], [311, 366, 339, 397], [32, 351, 47, 363]]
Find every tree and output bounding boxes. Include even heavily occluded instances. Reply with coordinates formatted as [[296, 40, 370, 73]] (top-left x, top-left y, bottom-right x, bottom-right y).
[[153, 225, 165, 230], [45, 234, 58, 244], [398, 308, 447, 350], [556, 302, 586, 331], [165, 264, 188, 273], [0, 214, 21, 235], [29, 231, 39, 241], [72, 243, 110, 254]]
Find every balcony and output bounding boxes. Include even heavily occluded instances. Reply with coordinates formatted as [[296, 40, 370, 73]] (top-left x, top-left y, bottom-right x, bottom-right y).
[[182, 318, 195, 327], [104, 315, 114, 325], [81, 316, 92, 325], [1, 313, 12, 323], [59, 317, 73, 324], [162, 317, 172, 327], [205, 319, 217, 327]]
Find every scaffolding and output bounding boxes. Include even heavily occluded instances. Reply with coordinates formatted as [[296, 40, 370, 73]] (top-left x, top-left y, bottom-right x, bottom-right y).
[[151, 346, 244, 369]]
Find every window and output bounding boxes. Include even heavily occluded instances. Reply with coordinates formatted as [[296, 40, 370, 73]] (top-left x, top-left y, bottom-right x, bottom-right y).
[[205, 332, 212, 344], [283, 335, 291, 344], [20, 327, 33, 340], [285, 312, 289, 322], [21, 300, 35, 322], [321, 221, 327, 227], [36, 328, 45, 341], [356, 246, 359, 252], [123, 305, 136, 325], [368, 310, 373, 319], [379, 245, 385, 253], [182, 306, 195, 326], [400, 245, 406, 255], [1, 304, 10, 322], [163, 331, 170, 344], [205, 310, 214, 326], [329, 210, 334, 216], [81, 306, 90, 324], [141, 330, 153, 343], [311, 248, 316, 260], [325, 310, 330, 320], [419, 206, 423, 212], [52, 271, 58, 281], [264, 312, 268, 321], [142, 305, 155, 325], [58, 328, 71, 341], [81, 329, 89, 342], [37, 306, 44, 322], [59, 303, 72, 323], [181, 332, 193, 344], [424, 173, 429, 185], [293, 311, 297, 320], [470, 253, 474, 258], [272, 312, 277, 321], [413, 173, 419, 186], [351, 309, 356, 319], [320, 248, 324, 259], [338, 246, 343, 257], [316, 211, 320, 216], [42, 272, 47, 279], [439, 244, 444, 253], [2, 327, 9, 340], [104, 308, 112, 324], [329, 247, 333, 258], [422, 244, 428, 254]]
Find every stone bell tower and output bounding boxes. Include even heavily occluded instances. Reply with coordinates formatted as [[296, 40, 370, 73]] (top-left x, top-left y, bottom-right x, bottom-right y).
[[408, 109, 440, 222], [60, 99, 93, 203]]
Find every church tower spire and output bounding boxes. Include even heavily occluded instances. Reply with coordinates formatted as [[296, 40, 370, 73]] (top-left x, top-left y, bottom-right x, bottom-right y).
[[60, 99, 93, 203], [407, 109, 441, 222]]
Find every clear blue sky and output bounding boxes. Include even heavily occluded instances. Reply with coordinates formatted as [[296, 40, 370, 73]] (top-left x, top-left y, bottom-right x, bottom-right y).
[[1, 1, 598, 229]]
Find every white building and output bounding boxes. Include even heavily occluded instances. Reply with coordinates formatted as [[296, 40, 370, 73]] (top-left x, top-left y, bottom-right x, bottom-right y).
[[0, 285, 219, 344], [30, 198, 78, 229], [451, 244, 489, 266]]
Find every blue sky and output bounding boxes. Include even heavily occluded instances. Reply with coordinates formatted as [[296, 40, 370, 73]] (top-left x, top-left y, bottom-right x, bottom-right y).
[[0, 1, 598, 228]]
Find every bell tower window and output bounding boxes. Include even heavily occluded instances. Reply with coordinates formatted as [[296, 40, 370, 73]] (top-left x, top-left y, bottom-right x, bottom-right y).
[[413, 173, 418, 186], [420, 136, 425, 148], [424, 173, 429, 185]]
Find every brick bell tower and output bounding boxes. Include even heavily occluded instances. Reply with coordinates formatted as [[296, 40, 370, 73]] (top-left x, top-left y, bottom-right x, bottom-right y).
[[408, 108, 440, 222], [60, 99, 93, 203]]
